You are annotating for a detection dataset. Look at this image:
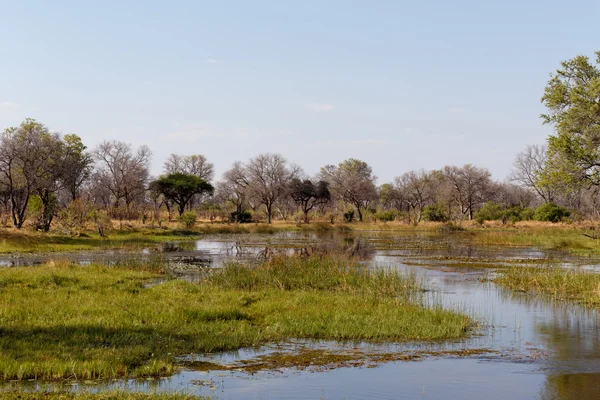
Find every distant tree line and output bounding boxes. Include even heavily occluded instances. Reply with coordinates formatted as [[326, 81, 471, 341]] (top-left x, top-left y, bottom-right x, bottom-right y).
[[1, 51, 599, 231]]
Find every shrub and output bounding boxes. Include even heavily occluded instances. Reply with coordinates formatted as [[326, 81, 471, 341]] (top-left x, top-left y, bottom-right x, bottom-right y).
[[474, 202, 505, 224], [422, 204, 448, 222], [230, 211, 253, 223], [343, 210, 355, 223], [534, 203, 570, 223], [178, 211, 197, 229], [376, 210, 397, 222]]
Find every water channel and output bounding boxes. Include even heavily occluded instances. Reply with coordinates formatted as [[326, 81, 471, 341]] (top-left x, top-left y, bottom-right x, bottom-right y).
[[6, 230, 600, 399]]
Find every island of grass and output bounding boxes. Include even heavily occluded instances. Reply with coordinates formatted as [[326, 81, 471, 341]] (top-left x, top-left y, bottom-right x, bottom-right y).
[[495, 265, 600, 307], [0, 255, 471, 382]]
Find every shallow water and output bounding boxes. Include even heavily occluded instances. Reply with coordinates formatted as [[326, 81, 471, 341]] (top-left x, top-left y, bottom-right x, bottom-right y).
[[6, 230, 600, 399]]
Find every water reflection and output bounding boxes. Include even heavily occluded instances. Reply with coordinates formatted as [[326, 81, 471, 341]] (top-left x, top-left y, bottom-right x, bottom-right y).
[[5, 230, 600, 399]]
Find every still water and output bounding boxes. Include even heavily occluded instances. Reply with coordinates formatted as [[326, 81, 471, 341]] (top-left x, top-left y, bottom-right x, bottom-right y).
[[7, 231, 600, 399]]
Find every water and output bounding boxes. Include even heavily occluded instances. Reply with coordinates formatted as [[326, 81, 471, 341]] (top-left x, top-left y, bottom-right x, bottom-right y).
[[5, 230, 600, 399]]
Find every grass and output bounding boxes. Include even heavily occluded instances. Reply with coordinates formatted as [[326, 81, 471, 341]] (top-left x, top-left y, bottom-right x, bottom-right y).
[[0, 255, 471, 382], [468, 225, 600, 255], [0, 391, 205, 399], [495, 265, 600, 307]]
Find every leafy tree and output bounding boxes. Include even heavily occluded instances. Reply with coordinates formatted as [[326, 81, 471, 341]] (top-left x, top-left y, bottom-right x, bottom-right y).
[[154, 173, 214, 216], [0, 119, 64, 230], [61, 134, 93, 201], [542, 51, 600, 187], [288, 178, 331, 223]]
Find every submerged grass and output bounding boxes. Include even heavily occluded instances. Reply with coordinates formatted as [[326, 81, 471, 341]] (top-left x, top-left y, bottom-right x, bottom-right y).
[[0, 255, 471, 382], [495, 265, 600, 307]]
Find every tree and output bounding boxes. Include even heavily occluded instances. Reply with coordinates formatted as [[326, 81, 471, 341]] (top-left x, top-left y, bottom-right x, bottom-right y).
[[511, 144, 554, 203], [153, 173, 214, 216], [320, 159, 377, 222], [442, 164, 492, 220], [61, 134, 93, 201], [245, 153, 299, 224], [216, 161, 251, 221], [395, 170, 435, 223], [288, 178, 331, 223], [164, 154, 214, 181], [542, 51, 600, 187], [93, 141, 152, 218], [0, 119, 64, 230]]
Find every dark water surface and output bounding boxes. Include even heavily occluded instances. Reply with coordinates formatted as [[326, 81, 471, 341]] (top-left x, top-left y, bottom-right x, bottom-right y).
[[6, 231, 600, 399]]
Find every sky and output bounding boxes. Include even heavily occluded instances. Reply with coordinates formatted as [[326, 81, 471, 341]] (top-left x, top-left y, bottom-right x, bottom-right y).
[[1, 0, 599, 183]]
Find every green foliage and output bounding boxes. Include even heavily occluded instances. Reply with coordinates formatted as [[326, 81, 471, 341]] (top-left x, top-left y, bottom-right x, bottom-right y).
[[343, 210, 355, 223], [422, 204, 448, 222], [0, 257, 470, 381], [534, 203, 570, 222], [375, 210, 397, 222], [178, 211, 197, 229], [154, 173, 214, 215], [542, 51, 600, 187], [230, 210, 252, 223], [475, 202, 505, 224]]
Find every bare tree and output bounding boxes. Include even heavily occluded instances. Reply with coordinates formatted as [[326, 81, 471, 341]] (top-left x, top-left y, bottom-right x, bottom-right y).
[[443, 164, 492, 220], [164, 154, 214, 181], [321, 158, 377, 222], [246, 153, 299, 224], [216, 161, 251, 221], [395, 170, 435, 223], [93, 141, 152, 218], [511, 144, 554, 203]]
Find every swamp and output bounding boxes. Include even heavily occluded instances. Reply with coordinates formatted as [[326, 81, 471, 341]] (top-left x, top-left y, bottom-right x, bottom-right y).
[[3, 225, 600, 399]]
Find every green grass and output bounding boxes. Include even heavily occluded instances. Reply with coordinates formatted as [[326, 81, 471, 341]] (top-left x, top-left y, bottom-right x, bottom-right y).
[[495, 265, 600, 307], [0, 391, 205, 399], [0, 256, 471, 382], [469, 228, 600, 255]]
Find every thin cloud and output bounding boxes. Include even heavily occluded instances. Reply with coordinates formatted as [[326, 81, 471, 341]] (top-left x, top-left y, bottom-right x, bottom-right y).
[[304, 103, 334, 112], [317, 139, 391, 147], [206, 59, 217, 64], [448, 107, 468, 113]]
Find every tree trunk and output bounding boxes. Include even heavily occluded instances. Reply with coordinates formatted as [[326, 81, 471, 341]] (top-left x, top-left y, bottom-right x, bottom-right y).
[[266, 204, 272, 224]]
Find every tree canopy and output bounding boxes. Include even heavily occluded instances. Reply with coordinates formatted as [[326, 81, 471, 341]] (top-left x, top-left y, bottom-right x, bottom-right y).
[[154, 172, 214, 216]]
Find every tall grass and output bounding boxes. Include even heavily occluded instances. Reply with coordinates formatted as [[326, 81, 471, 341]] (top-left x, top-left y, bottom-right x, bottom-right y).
[[1, 391, 205, 399], [495, 265, 600, 307], [0, 255, 471, 382]]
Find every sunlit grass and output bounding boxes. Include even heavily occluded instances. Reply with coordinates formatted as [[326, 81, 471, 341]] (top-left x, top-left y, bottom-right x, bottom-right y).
[[0, 255, 471, 382], [495, 265, 600, 307]]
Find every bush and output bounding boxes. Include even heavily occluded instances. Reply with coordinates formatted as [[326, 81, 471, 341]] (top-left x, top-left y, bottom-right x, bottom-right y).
[[343, 210, 355, 223], [178, 211, 197, 229], [475, 202, 505, 224], [376, 210, 397, 222], [422, 204, 448, 222], [57, 199, 92, 236], [534, 203, 570, 223], [230, 211, 253, 223], [502, 206, 534, 224]]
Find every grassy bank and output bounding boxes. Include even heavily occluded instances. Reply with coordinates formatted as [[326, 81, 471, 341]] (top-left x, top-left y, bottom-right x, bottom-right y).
[[495, 265, 600, 307], [1, 391, 204, 400], [0, 255, 471, 382]]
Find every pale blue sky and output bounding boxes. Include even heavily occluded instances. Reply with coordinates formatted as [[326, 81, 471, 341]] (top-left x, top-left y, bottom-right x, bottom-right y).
[[1, 1, 598, 182]]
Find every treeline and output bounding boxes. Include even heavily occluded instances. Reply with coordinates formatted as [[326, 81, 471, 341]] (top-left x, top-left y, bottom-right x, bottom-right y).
[[0, 119, 580, 233], [2, 50, 599, 232]]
